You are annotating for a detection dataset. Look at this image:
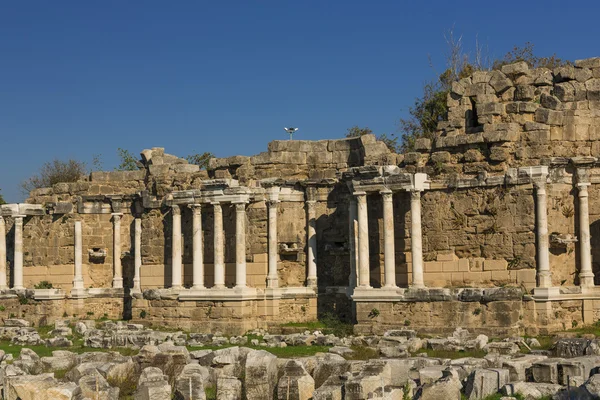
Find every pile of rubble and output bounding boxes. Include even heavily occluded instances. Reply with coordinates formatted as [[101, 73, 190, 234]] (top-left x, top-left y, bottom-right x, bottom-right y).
[[5, 319, 600, 399]]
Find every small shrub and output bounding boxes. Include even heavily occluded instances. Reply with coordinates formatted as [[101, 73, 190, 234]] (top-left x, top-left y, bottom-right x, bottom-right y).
[[368, 308, 380, 318], [18, 297, 28, 305], [473, 308, 482, 316], [9, 313, 15, 318], [404, 320, 411, 327], [106, 365, 137, 397], [0, 305, 5, 312], [572, 320, 579, 328], [139, 310, 147, 319], [86, 311, 94, 316], [62, 311, 68, 318], [34, 281, 53, 289], [205, 385, 217, 400]]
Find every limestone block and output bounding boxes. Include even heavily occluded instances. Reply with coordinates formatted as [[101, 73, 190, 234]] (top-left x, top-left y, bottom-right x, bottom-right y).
[[313, 353, 349, 389], [276, 360, 315, 400], [515, 85, 535, 101], [535, 108, 564, 126], [477, 102, 504, 116], [502, 62, 529, 76], [245, 350, 278, 400], [464, 368, 510, 400], [530, 359, 565, 383], [576, 58, 600, 69], [586, 78, 600, 101], [489, 71, 513, 93], [431, 151, 451, 164], [216, 375, 242, 400], [501, 382, 563, 399], [420, 377, 462, 400], [489, 147, 510, 162], [540, 94, 561, 110], [555, 65, 576, 82]]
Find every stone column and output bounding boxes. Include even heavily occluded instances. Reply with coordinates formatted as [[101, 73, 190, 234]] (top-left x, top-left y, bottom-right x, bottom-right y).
[[234, 202, 247, 288], [132, 218, 142, 294], [381, 189, 396, 288], [355, 192, 370, 288], [410, 190, 425, 288], [112, 213, 123, 289], [13, 216, 25, 290], [306, 199, 318, 288], [348, 199, 358, 289], [171, 206, 183, 289], [267, 196, 280, 288], [213, 202, 225, 289], [577, 181, 594, 287], [189, 204, 204, 289], [0, 217, 7, 290], [72, 220, 84, 293], [534, 179, 552, 288]]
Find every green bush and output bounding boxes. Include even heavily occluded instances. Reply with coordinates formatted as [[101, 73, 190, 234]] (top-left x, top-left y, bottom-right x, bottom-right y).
[[34, 281, 53, 289]]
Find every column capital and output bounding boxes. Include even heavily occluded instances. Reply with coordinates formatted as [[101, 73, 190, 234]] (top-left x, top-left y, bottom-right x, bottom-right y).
[[234, 202, 247, 212], [14, 214, 26, 219], [353, 191, 367, 197], [577, 167, 591, 185], [188, 203, 202, 211], [380, 189, 393, 201], [409, 189, 422, 200], [111, 213, 123, 221], [306, 200, 317, 210], [267, 199, 280, 206], [305, 186, 317, 202], [533, 179, 546, 192]]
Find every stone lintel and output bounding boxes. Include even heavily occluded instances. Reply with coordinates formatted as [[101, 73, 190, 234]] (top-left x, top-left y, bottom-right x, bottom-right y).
[[352, 287, 405, 302], [33, 289, 67, 300], [519, 166, 549, 182], [532, 287, 561, 300], [178, 287, 259, 301], [0, 204, 44, 217], [571, 156, 597, 167]]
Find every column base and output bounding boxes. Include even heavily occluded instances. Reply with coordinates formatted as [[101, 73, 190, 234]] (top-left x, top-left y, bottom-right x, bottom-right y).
[[306, 278, 317, 288], [580, 273, 595, 288], [112, 278, 123, 289], [537, 271, 552, 288], [267, 277, 279, 288], [70, 287, 89, 299], [12, 286, 25, 291], [532, 286, 561, 300]]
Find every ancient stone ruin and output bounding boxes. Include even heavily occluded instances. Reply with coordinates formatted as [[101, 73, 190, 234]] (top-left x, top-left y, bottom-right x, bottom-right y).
[[2, 58, 600, 339]]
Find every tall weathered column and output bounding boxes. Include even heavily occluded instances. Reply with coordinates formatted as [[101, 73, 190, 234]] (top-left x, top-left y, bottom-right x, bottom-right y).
[[534, 174, 551, 288], [71, 220, 85, 295], [381, 189, 396, 288], [355, 191, 371, 288], [410, 190, 425, 288], [234, 202, 247, 288], [0, 216, 7, 290], [189, 204, 204, 290], [267, 189, 280, 288], [132, 218, 142, 294], [348, 199, 358, 289], [306, 198, 318, 288], [577, 173, 594, 287], [171, 206, 183, 289], [112, 213, 123, 289], [13, 215, 25, 290], [213, 202, 225, 289]]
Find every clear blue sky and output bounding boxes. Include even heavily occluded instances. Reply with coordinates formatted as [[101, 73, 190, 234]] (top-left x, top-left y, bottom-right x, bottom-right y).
[[1, 1, 598, 202]]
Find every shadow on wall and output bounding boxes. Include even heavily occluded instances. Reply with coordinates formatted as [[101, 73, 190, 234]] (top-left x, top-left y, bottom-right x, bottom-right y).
[[591, 219, 600, 286]]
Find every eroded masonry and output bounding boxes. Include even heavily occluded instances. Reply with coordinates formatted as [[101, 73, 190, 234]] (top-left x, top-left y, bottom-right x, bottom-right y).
[[3, 58, 600, 335]]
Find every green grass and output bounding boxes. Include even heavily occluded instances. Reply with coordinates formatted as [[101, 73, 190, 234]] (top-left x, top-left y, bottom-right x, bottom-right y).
[[205, 385, 217, 400], [418, 348, 487, 359], [0, 340, 139, 359], [344, 346, 380, 360], [280, 321, 327, 329]]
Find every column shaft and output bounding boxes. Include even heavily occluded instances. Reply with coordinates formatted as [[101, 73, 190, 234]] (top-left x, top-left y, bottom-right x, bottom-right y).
[[578, 183, 594, 287], [348, 199, 358, 289], [213, 202, 225, 288], [306, 200, 318, 287], [13, 216, 24, 290], [171, 206, 183, 289], [0, 217, 7, 289], [382, 190, 396, 288], [535, 181, 551, 288], [235, 203, 247, 288], [190, 205, 204, 289], [133, 218, 142, 293], [267, 199, 279, 288], [410, 191, 425, 288], [112, 213, 123, 289], [72, 220, 84, 290], [356, 192, 371, 287]]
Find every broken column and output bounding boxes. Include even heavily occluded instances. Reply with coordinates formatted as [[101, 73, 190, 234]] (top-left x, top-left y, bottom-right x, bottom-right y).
[[381, 189, 396, 288], [355, 191, 370, 288], [306, 194, 318, 288], [132, 217, 142, 294], [112, 213, 123, 289], [0, 216, 7, 290], [267, 188, 280, 289], [234, 201, 247, 288], [189, 204, 204, 290], [71, 220, 85, 296], [213, 202, 225, 289], [577, 169, 594, 288], [171, 205, 183, 289]]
